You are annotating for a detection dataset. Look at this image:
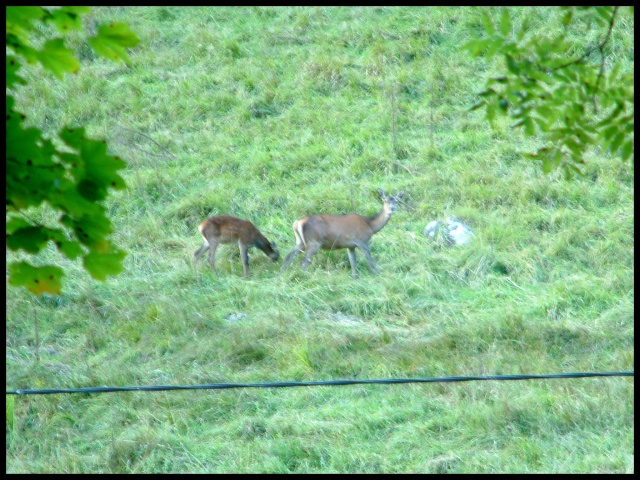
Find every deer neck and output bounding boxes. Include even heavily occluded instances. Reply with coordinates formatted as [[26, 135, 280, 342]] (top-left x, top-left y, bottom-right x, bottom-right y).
[[367, 206, 393, 234], [254, 235, 270, 252]]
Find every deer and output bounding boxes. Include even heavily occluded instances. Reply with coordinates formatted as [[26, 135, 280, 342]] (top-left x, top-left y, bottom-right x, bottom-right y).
[[281, 188, 404, 279], [194, 215, 279, 278]]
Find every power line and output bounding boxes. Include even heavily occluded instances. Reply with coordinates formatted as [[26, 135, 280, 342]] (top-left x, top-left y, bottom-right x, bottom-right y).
[[6, 371, 633, 395]]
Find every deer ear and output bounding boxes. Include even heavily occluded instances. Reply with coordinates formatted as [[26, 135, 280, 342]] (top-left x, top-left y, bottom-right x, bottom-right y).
[[396, 191, 405, 199], [377, 188, 385, 198]]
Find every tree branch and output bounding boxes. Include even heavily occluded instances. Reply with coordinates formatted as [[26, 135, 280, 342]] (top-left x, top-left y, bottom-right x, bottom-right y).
[[593, 6, 618, 99], [549, 6, 618, 74]]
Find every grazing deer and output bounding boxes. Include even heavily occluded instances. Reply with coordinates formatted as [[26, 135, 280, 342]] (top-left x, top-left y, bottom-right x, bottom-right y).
[[194, 215, 279, 278], [281, 188, 404, 279]]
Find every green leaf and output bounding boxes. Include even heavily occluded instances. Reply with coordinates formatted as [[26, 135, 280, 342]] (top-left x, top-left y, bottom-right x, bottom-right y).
[[468, 100, 485, 111], [48, 179, 105, 218], [489, 75, 508, 84], [482, 12, 495, 36], [37, 38, 80, 78], [484, 38, 503, 58], [531, 115, 548, 131], [59, 127, 127, 202], [523, 117, 535, 137], [6, 227, 50, 253], [6, 120, 46, 166], [529, 70, 553, 84], [6, 34, 41, 64], [6, 7, 134, 295], [477, 88, 496, 97], [88, 23, 140, 63], [6, 104, 69, 210], [620, 140, 633, 162], [460, 39, 478, 53], [48, 7, 89, 33], [594, 6, 613, 24], [505, 54, 519, 74], [499, 8, 511, 37], [48, 229, 85, 260], [535, 104, 555, 120], [8, 262, 65, 295], [564, 137, 583, 156], [505, 90, 524, 106], [59, 6, 93, 14], [561, 159, 584, 181], [6, 217, 32, 234], [461, 38, 489, 56], [574, 127, 595, 145], [486, 101, 497, 125], [550, 150, 563, 171], [61, 213, 114, 249], [83, 246, 126, 281], [600, 124, 620, 144], [564, 105, 580, 127], [6, 6, 45, 41], [561, 9, 573, 26], [80, 139, 127, 192], [609, 132, 625, 155], [6, 6, 46, 24], [516, 16, 530, 42], [6, 56, 27, 88]]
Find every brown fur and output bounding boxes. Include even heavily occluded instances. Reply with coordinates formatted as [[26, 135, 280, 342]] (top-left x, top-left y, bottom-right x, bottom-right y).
[[194, 215, 279, 278], [281, 189, 404, 279]]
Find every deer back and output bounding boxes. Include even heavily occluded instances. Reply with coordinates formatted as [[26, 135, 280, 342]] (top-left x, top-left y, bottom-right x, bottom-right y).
[[301, 213, 375, 249]]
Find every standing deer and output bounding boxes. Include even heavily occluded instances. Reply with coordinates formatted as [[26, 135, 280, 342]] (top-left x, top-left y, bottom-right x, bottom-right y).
[[194, 215, 279, 278], [281, 188, 404, 279]]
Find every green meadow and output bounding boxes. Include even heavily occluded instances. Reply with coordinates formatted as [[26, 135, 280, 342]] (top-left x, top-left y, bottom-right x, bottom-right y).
[[6, 6, 634, 473]]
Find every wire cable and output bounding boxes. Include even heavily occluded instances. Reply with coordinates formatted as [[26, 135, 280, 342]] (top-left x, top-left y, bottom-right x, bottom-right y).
[[6, 371, 633, 395]]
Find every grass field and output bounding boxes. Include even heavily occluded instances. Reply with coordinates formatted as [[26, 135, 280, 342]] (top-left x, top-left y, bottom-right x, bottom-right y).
[[6, 6, 634, 473]]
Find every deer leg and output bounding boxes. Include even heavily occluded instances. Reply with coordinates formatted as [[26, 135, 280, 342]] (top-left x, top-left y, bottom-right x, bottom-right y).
[[347, 247, 359, 279], [282, 227, 306, 271], [360, 245, 380, 275], [282, 232, 306, 270], [207, 241, 219, 274], [239, 241, 250, 278], [194, 241, 209, 263], [300, 243, 321, 271], [282, 247, 302, 270]]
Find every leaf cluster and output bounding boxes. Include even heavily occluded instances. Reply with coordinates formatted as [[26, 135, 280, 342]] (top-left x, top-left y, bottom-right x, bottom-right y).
[[6, 7, 139, 294], [463, 7, 633, 179]]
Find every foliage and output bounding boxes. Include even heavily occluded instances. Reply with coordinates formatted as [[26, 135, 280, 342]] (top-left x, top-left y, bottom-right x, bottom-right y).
[[464, 6, 634, 179], [6, 6, 139, 295]]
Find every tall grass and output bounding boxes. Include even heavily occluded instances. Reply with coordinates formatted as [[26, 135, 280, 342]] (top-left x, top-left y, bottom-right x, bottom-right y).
[[6, 6, 634, 473]]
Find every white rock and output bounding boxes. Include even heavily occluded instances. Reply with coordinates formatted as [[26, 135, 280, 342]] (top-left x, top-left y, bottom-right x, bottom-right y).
[[445, 217, 474, 245], [423, 220, 442, 238]]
